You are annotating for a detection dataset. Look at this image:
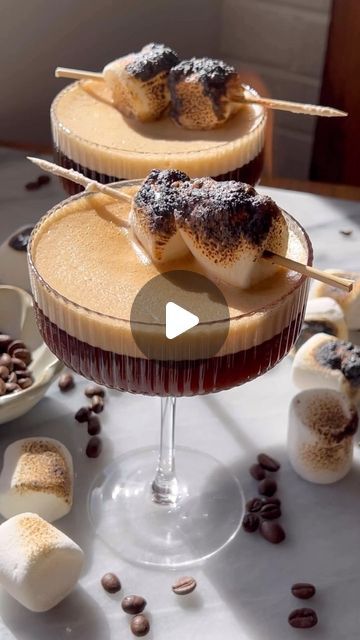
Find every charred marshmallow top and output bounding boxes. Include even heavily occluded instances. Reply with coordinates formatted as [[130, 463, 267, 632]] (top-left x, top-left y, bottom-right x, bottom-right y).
[[125, 43, 180, 81]]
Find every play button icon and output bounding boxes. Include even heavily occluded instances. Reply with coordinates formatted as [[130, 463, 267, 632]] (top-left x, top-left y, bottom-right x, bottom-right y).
[[130, 270, 230, 360], [165, 302, 199, 340]]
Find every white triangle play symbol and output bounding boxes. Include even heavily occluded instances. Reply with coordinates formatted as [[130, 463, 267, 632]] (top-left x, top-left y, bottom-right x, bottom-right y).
[[165, 302, 199, 340]]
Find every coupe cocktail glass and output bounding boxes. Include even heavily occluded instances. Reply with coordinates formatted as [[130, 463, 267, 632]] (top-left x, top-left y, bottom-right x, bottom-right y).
[[28, 182, 312, 566]]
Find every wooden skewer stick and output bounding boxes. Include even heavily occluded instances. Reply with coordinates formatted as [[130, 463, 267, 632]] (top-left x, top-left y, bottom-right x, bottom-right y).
[[55, 67, 102, 81], [27, 158, 353, 292], [231, 89, 348, 118]]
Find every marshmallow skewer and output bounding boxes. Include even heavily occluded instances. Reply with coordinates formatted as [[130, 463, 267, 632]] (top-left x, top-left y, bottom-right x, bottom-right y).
[[27, 157, 353, 293], [55, 67, 347, 118]]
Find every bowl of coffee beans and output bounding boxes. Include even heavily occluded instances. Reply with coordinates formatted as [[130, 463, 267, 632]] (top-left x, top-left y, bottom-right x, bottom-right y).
[[0, 285, 63, 424]]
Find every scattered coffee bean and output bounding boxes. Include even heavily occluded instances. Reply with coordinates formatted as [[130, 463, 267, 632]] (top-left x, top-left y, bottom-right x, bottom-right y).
[[258, 478, 277, 497], [75, 406, 92, 423], [0, 366, 9, 380], [260, 520, 285, 544], [85, 384, 105, 398], [0, 335, 12, 353], [8, 340, 26, 356], [249, 463, 266, 481], [0, 379, 6, 396], [246, 497, 263, 513], [86, 436, 102, 458], [263, 497, 281, 507], [0, 353, 12, 368], [91, 395, 104, 414], [257, 453, 280, 472], [8, 226, 34, 251], [172, 576, 197, 595], [340, 228, 353, 236], [58, 373, 75, 392], [122, 595, 147, 614], [260, 503, 281, 520], [242, 513, 260, 533], [37, 174, 50, 186], [5, 382, 21, 394], [11, 357, 26, 371], [130, 614, 150, 637], [88, 415, 101, 436], [12, 348, 31, 365], [101, 572, 121, 593], [25, 181, 40, 191], [288, 608, 318, 629], [291, 583, 316, 600]]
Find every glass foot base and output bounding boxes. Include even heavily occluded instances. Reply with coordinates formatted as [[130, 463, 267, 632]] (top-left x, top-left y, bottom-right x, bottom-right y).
[[88, 446, 245, 567]]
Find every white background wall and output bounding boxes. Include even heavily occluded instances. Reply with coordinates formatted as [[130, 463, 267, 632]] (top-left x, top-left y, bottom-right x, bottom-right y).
[[0, 0, 332, 179]]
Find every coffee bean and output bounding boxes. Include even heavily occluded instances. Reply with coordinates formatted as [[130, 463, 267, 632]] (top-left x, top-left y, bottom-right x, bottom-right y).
[[291, 583, 316, 600], [12, 348, 31, 365], [242, 513, 260, 533], [25, 181, 40, 191], [8, 371, 18, 384], [86, 436, 102, 458], [288, 608, 318, 629], [85, 384, 105, 398], [11, 357, 26, 371], [0, 335, 12, 353], [75, 406, 92, 423], [18, 377, 33, 390], [91, 395, 104, 414], [8, 340, 26, 356], [246, 497, 263, 513], [258, 478, 277, 497], [0, 379, 6, 396], [0, 354, 12, 369], [8, 227, 34, 251], [37, 174, 50, 186], [0, 366, 9, 380], [249, 463, 266, 481], [257, 453, 280, 472], [121, 595, 147, 614], [5, 382, 21, 394], [172, 576, 197, 595], [263, 497, 281, 507], [260, 520, 285, 544], [15, 369, 30, 379], [130, 614, 150, 637], [260, 503, 281, 520], [88, 415, 101, 436], [101, 572, 121, 593], [58, 373, 75, 392]]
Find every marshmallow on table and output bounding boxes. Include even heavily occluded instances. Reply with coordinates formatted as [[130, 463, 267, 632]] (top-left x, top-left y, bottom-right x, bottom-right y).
[[288, 389, 358, 484], [292, 333, 360, 403], [0, 513, 83, 611], [310, 269, 360, 330], [131, 169, 190, 263], [174, 178, 289, 289], [0, 437, 73, 522], [292, 296, 348, 354], [103, 43, 179, 121]]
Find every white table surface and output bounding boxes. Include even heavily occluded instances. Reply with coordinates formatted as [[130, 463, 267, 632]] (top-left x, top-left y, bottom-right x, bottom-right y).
[[0, 147, 360, 640]]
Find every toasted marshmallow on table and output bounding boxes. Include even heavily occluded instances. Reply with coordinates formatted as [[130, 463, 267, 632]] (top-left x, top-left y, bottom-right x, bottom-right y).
[[131, 169, 191, 263], [168, 57, 242, 130], [292, 333, 360, 402], [103, 42, 179, 121], [0, 437, 73, 522], [310, 269, 360, 330], [292, 296, 348, 354], [288, 389, 358, 484], [0, 513, 83, 612], [174, 178, 288, 289]]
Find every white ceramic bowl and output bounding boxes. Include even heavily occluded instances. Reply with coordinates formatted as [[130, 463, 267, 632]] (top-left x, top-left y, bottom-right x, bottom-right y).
[[0, 285, 63, 424]]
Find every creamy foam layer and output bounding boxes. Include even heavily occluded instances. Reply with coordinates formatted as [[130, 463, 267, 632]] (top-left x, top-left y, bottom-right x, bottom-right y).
[[29, 184, 311, 360], [51, 81, 266, 179]]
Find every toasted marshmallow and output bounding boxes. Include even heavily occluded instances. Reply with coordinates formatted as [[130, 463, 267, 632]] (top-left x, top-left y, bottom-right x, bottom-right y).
[[0, 513, 83, 611], [131, 169, 190, 263], [292, 333, 360, 402], [174, 179, 288, 288], [288, 389, 358, 484], [292, 297, 348, 354], [0, 437, 73, 522], [310, 269, 360, 330], [103, 43, 179, 121], [169, 57, 241, 130]]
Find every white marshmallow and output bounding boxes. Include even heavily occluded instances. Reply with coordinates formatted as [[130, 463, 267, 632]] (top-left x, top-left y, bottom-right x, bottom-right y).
[[0, 437, 73, 522], [310, 269, 360, 330], [292, 333, 360, 402], [288, 389, 358, 484], [0, 513, 84, 611], [292, 297, 348, 354]]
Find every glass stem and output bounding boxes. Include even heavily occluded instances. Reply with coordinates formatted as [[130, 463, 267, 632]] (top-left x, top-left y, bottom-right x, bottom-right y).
[[152, 397, 179, 505]]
